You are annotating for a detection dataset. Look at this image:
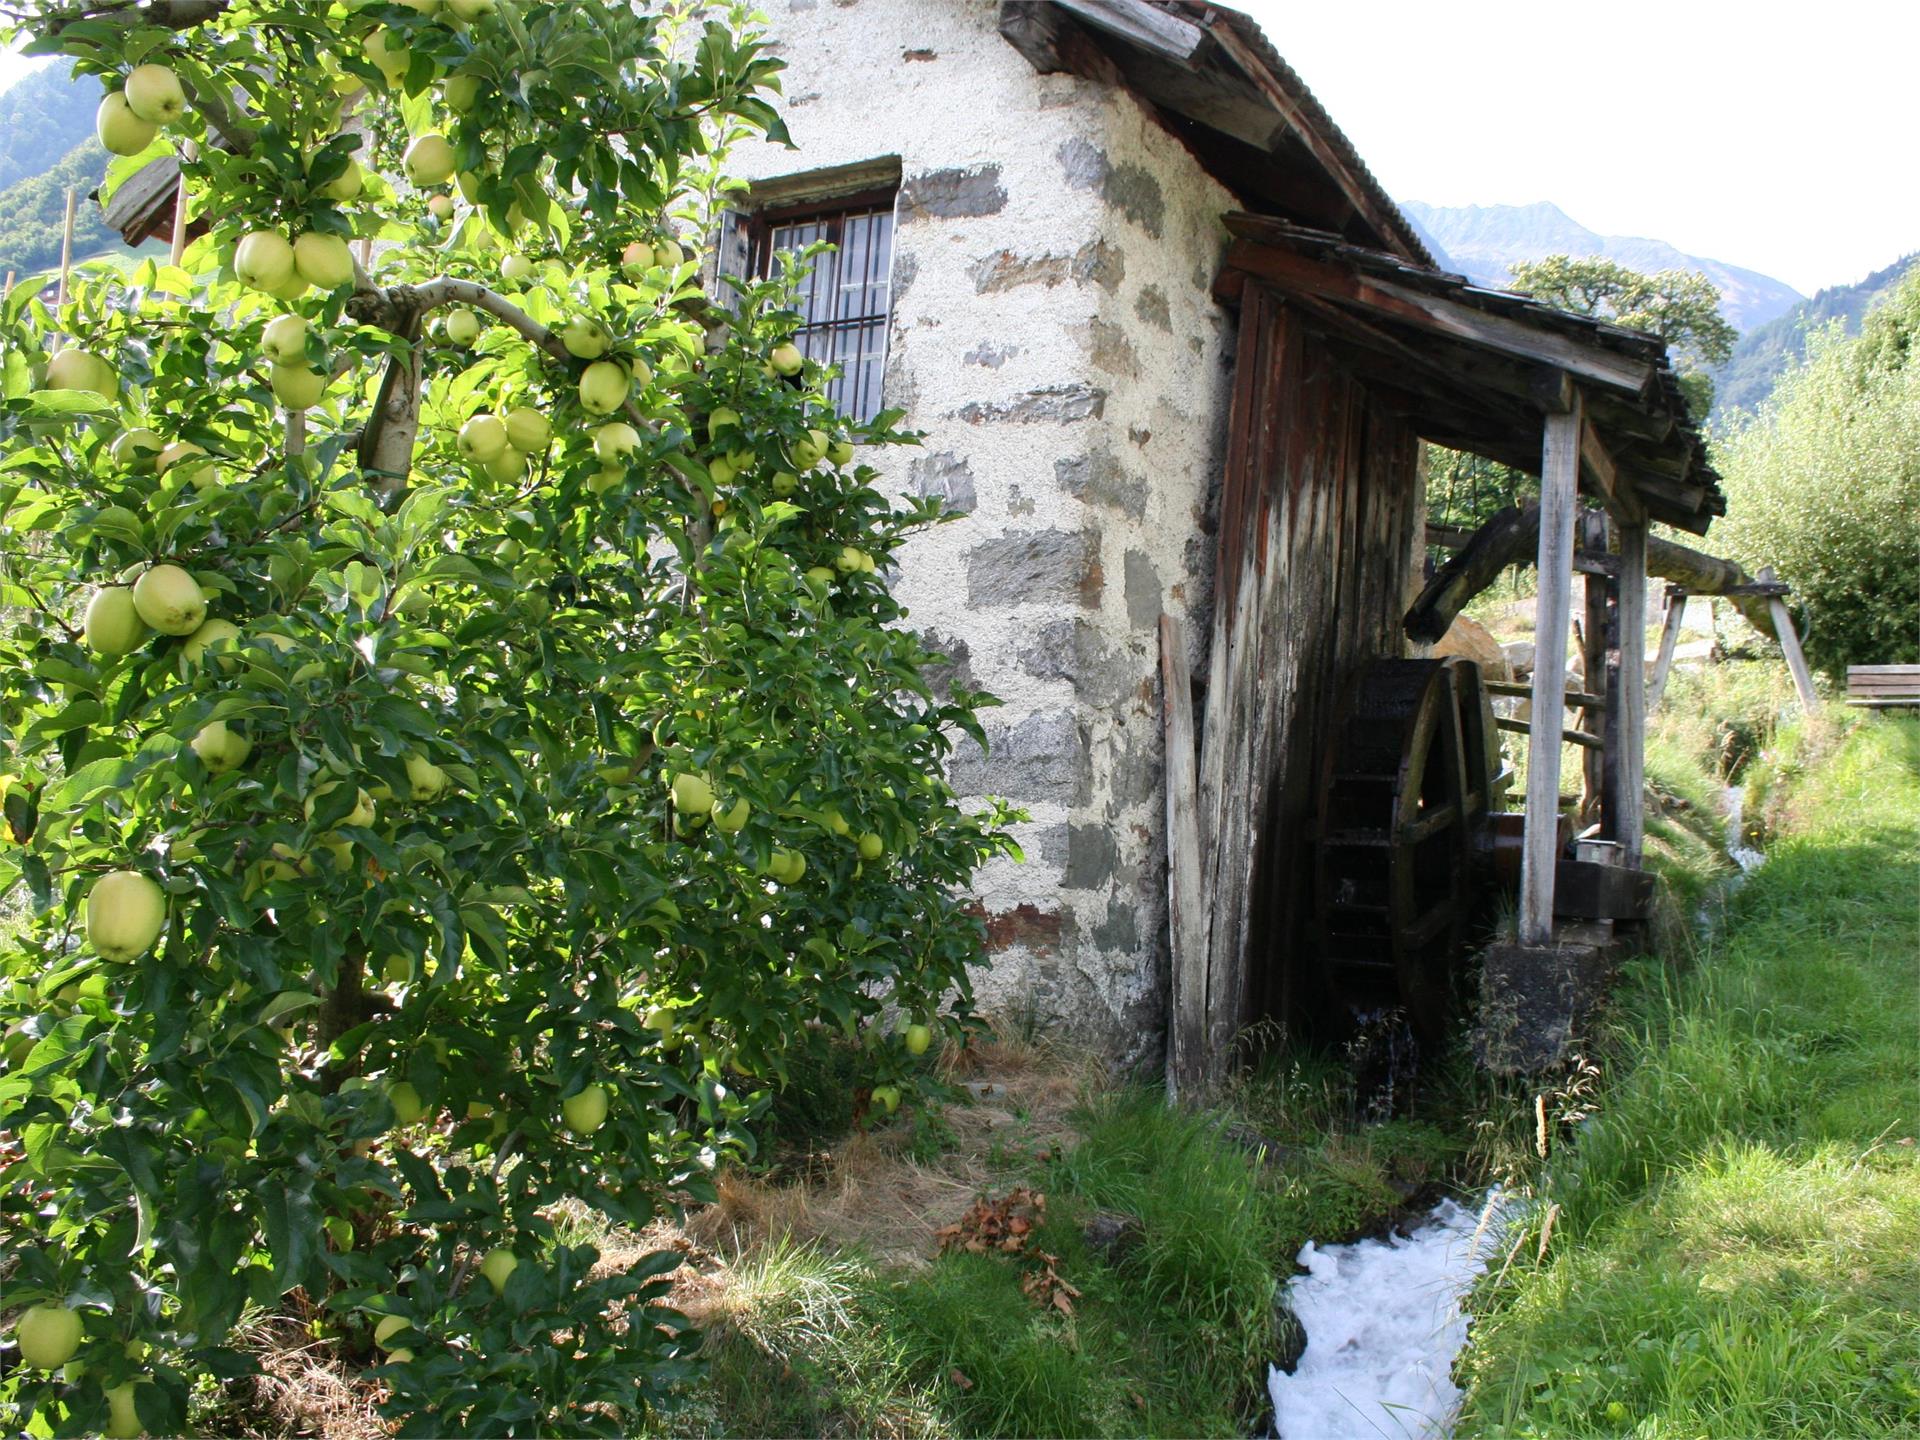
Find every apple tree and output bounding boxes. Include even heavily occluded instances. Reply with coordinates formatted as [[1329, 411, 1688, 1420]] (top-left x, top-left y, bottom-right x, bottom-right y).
[[0, 1, 1013, 1434]]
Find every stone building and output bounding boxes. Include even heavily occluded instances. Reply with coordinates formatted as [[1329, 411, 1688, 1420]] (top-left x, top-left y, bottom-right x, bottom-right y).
[[717, 0, 1724, 1077]]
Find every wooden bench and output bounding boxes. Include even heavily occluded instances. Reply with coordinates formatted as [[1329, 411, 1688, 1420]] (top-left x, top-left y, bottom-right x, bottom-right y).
[[1847, 665, 1920, 709]]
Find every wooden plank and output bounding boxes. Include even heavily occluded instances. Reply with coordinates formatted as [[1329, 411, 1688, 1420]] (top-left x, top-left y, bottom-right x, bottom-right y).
[[1579, 414, 1645, 523], [1617, 520, 1647, 867], [1053, 0, 1208, 65], [1580, 511, 1610, 828], [1485, 680, 1607, 709], [1496, 716, 1604, 750], [1763, 567, 1820, 715], [1647, 587, 1687, 712], [1522, 400, 1583, 945], [1221, 240, 1655, 395], [1160, 615, 1207, 1102], [1847, 665, 1920, 676]]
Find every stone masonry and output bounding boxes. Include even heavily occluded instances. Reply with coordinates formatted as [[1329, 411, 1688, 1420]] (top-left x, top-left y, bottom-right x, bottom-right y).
[[728, 0, 1238, 1066]]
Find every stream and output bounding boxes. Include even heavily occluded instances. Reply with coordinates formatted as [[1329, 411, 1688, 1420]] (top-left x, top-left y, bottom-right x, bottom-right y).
[[1266, 1190, 1509, 1439]]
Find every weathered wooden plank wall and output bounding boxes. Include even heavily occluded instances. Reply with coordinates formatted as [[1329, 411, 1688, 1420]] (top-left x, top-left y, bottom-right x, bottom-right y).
[[1185, 282, 1421, 1082]]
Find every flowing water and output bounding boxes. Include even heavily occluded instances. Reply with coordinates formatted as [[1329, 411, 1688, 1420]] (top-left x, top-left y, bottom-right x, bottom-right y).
[[1266, 1190, 1510, 1439]]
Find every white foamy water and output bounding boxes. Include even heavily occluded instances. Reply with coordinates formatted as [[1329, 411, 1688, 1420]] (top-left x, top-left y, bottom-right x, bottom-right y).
[[1268, 1191, 1507, 1439]]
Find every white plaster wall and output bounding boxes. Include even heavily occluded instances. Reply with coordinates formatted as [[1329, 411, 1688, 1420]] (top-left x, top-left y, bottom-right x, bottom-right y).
[[727, 0, 1237, 1062]]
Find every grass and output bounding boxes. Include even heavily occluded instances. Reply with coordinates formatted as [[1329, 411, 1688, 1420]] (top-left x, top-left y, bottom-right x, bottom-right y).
[[1457, 714, 1920, 1438]]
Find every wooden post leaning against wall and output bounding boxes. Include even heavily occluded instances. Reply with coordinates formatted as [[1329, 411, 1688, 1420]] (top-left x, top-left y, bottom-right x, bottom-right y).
[[1521, 396, 1584, 944], [1617, 517, 1648, 866], [1579, 510, 1611, 828], [1159, 614, 1208, 1101], [1648, 586, 1687, 713]]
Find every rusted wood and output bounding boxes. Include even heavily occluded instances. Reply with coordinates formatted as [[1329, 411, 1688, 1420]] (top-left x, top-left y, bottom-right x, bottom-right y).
[[1648, 588, 1687, 712], [1617, 520, 1648, 866], [1760, 567, 1820, 714], [1160, 614, 1207, 1102], [1522, 401, 1582, 946], [1405, 503, 1781, 643]]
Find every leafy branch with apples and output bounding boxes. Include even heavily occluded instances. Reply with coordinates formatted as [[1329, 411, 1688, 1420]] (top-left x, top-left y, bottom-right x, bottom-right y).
[[0, 1, 1015, 1433]]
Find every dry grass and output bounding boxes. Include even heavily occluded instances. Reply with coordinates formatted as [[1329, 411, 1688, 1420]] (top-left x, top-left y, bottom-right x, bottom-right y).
[[215, 1311, 389, 1440], [685, 1027, 1096, 1268]]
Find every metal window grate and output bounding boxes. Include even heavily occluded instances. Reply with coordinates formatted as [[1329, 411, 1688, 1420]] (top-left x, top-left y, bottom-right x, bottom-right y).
[[754, 202, 894, 423]]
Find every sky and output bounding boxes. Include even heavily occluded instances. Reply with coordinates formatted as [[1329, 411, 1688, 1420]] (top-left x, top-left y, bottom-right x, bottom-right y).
[[5, 5, 1915, 296], [1232, 0, 1919, 297]]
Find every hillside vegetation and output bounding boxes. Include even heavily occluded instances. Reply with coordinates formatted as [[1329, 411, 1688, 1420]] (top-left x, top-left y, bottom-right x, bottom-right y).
[[0, 138, 122, 280], [0, 60, 93, 192], [1713, 253, 1920, 417]]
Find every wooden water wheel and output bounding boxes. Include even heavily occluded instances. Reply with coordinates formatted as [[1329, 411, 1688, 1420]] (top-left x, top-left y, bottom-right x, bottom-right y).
[[1311, 657, 1508, 1041]]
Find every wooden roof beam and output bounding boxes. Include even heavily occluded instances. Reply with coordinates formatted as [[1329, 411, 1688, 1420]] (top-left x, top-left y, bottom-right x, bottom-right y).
[[1222, 239, 1656, 395], [1053, 0, 1209, 67], [1579, 407, 1646, 523]]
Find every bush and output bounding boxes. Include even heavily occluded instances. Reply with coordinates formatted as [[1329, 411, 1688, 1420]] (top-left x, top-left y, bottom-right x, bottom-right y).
[[1715, 269, 1920, 675]]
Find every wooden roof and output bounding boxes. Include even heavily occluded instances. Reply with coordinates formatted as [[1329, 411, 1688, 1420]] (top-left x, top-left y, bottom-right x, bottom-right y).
[[1216, 215, 1725, 534], [998, 0, 1434, 265]]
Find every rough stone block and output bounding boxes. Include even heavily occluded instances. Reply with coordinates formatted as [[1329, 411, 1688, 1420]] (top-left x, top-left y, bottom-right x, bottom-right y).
[[1124, 550, 1163, 630], [1064, 824, 1118, 890], [918, 628, 974, 703], [899, 164, 1007, 222], [967, 529, 1102, 609], [1055, 449, 1147, 519], [1056, 137, 1165, 238], [911, 450, 977, 514], [947, 708, 1083, 804], [954, 384, 1106, 425], [1015, 617, 1138, 707], [1477, 940, 1619, 1073], [1133, 284, 1173, 332]]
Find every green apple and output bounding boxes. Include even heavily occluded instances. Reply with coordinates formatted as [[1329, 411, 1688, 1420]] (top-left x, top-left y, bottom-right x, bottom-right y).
[[478, 1247, 519, 1294], [586, 467, 622, 497], [499, 252, 534, 283], [483, 447, 526, 484], [457, 169, 487, 204], [655, 239, 685, 268], [561, 1083, 608, 1134], [87, 870, 166, 961], [834, 545, 867, 575], [593, 421, 641, 466], [769, 342, 803, 376], [405, 753, 448, 801], [110, 426, 163, 470], [14, 1304, 83, 1368], [706, 406, 739, 438], [233, 229, 296, 292], [364, 26, 410, 86], [83, 586, 148, 656], [131, 564, 206, 635], [560, 316, 611, 359], [578, 360, 630, 416], [792, 428, 828, 468], [828, 439, 855, 467], [305, 782, 376, 829], [821, 807, 852, 837], [457, 413, 509, 462], [403, 134, 457, 187], [857, 832, 884, 861], [770, 470, 798, 497], [670, 771, 714, 816], [388, 1081, 427, 1126], [192, 721, 251, 774], [443, 73, 483, 112], [426, 192, 455, 222], [903, 1023, 932, 1056], [316, 156, 364, 202], [619, 240, 652, 278], [443, 308, 482, 345], [261, 314, 309, 365], [125, 62, 186, 125], [96, 92, 158, 156], [708, 454, 736, 486], [713, 796, 750, 833], [504, 407, 550, 451], [103, 1379, 144, 1440], [383, 954, 411, 984], [46, 347, 116, 396], [643, 1006, 675, 1038], [157, 441, 214, 489], [871, 1085, 901, 1115], [804, 565, 835, 587], [293, 231, 355, 290], [448, 0, 496, 21], [769, 849, 806, 884], [181, 616, 241, 666], [269, 271, 310, 302], [270, 362, 327, 410], [373, 1314, 412, 1350]]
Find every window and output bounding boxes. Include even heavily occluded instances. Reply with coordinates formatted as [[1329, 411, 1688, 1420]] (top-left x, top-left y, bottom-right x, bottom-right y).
[[747, 192, 896, 423]]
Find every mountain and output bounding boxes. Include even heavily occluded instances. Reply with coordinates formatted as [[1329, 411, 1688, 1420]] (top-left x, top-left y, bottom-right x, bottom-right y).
[[1400, 200, 1804, 335], [0, 138, 123, 281], [1713, 254, 1920, 417], [0, 60, 97, 193]]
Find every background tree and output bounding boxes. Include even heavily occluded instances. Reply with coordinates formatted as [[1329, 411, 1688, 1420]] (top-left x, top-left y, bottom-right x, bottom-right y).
[[1715, 268, 1920, 674], [0, 2, 1012, 1436], [1426, 254, 1737, 538]]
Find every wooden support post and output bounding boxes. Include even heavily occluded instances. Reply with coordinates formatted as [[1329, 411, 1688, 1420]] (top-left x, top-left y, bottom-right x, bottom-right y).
[[168, 172, 189, 267], [1522, 398, 1582, 945], [1760, 566, 1820, 714], [1617, 520, 1648, 866], [1648, 587, 1687, 712], [56, 186, 77, 307], [1159, 615, 1207, 1102], [1579, 510, 1610, 828]]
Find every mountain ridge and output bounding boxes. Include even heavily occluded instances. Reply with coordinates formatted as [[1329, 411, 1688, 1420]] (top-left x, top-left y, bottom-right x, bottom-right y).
[[1401, 199, 1804, 336]]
